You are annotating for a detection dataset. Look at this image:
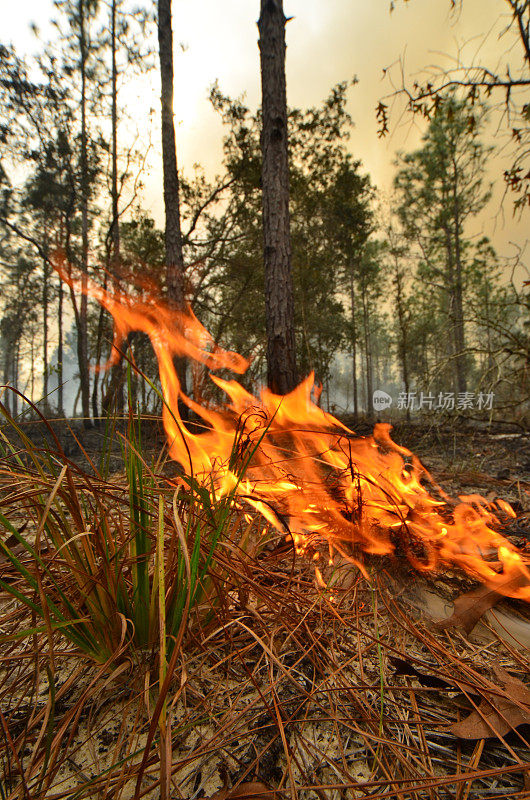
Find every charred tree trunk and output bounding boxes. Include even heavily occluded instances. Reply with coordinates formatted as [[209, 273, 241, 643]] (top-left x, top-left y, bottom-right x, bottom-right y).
[[258, 0, 298, 394], [157, 0, 188, 416]]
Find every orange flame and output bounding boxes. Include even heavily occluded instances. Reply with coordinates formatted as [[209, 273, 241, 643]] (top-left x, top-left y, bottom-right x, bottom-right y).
[[62, 267, 530, 602]]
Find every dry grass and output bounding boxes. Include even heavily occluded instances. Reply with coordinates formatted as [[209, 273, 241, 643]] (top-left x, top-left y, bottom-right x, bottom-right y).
[[1, 408, 529, 799]]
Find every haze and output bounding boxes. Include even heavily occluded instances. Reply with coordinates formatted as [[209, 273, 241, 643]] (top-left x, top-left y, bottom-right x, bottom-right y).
[[6, 0, 528, 265]]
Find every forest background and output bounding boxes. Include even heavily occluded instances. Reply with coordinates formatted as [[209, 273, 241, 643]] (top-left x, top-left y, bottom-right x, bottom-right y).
[[1, 0, 529, 426]]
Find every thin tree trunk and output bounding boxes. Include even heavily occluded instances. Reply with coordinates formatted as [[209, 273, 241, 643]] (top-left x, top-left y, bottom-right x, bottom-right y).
[[73, 383, 81, 418], [157, 0, 188, 416], [443, 223, 459, 394], [92, 283, 107, 420], [258, 0, 298, 394], [3, 339, 11, 416], [111, 0, 120, 272], [42, 220, 49, 405], [361, 286, 373, 417], [79, 0, 91, 426], [393, 256, 410, 420], [30, 339, 35, 402], [100, 0, 126, 417], [57, 272, 64, 415], [12, 342, 19, 417], [484, 280, 494, 376], [451, 157, 467, 394], [349, 268, 358, 419]]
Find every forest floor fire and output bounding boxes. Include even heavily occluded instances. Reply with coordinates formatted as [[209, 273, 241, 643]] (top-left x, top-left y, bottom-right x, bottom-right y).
[[1, 277, 529, 799], [81, 276, 530, 604]]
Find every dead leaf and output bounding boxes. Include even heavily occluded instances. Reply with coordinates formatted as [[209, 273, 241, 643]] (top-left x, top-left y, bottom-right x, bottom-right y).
[[208, 782, 277, 800], [436, 573, 529, 635], [435, 585, 503, 634], [449, 666, 530, 740], [492, 664, 530, 702]]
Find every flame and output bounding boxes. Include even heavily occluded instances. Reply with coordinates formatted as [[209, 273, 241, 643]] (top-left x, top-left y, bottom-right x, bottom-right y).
[[62, 268, 530, 602]]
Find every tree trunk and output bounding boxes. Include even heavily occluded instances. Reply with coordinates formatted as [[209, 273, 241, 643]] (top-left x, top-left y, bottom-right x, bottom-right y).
[[102, 0, 127, 416], [12, 342, 19, 417], [111, 0, 120, 272], [92, 285, 107, 420], [258, 0, 298, 394], [451, 157, 467, 394], [157, 0, 188, 415], [30, 338, 35, 401], [361, 285, 373, 417], [78, 0, 91, 426], [393, 257, 410, 421], [100, 0, 126, 419], [57, 271, 64, 416], [483, 280, 494, 376], [2, 340, 11, 416], [42, 219, 49, 405], [349, 268, 358, 419], [443, 223, 459, 394]]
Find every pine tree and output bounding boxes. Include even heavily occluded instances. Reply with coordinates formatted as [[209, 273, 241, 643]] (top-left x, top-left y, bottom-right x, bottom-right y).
[[258, 0, 298, 394], [394, 96, 492, 394], [157, 0, 188, 415]]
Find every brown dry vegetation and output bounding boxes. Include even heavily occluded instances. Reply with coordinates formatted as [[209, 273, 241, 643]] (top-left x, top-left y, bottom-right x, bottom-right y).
[[1, 414, 529, 800]]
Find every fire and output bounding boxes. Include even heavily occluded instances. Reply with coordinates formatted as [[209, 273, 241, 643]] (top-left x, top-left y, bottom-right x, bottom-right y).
[[64, 270, 530, 602]]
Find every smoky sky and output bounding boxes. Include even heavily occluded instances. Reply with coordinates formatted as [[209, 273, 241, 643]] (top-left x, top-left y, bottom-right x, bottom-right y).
[[8, 0, 528, 267]]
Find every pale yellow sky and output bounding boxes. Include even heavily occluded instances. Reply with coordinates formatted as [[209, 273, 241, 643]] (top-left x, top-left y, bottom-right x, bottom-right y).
[[7, 0, 529, 270]]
